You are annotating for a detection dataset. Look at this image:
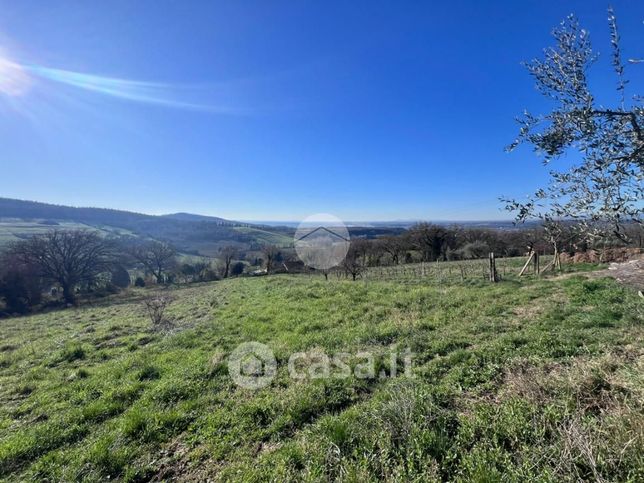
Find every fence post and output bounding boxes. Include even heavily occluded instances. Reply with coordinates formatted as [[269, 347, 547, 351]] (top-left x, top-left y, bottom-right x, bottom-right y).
[[533, 252, 540, 276], [489, 252, 498, 283]]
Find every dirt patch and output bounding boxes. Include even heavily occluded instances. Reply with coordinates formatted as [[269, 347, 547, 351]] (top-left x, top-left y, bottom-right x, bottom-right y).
[[604, 258, 644, 291], [554, 255, 644, 291], [149, 439, 194, 482]]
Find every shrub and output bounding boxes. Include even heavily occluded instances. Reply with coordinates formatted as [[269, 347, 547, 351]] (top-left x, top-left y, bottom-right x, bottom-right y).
[[142, 296, 174, 331], [134, 277, 145, 288]]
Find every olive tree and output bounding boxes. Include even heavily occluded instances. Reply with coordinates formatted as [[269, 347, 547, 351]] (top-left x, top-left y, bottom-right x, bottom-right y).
[[503, 8, 642, 243]]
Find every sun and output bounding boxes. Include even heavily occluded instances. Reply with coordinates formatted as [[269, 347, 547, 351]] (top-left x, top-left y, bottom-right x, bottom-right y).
[[0, 56, 31, 97]]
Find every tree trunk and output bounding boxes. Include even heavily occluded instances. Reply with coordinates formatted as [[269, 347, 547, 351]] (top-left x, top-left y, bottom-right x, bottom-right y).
[[62, 283, 76, 305]]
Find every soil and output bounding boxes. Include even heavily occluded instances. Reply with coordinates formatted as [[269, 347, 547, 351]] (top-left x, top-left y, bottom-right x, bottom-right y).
[[603, 258, 644, 292]]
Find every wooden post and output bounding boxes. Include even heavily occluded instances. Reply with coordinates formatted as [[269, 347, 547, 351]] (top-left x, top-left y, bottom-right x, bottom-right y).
[[519, 251, 534, 277], [534, 252, 540, 276], [489, 252, 498, 282], [554, 249, 561, 271]]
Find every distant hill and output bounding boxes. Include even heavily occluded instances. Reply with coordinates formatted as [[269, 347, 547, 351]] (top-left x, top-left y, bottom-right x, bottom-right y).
[[0, 197, 163, 226], [0, 198, 412, 256], [161, 212, 229, 223], [0, 198, 293, 256]]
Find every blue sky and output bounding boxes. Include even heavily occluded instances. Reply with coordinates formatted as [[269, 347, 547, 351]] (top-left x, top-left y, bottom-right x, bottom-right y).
[[0, 0, 642, 221]]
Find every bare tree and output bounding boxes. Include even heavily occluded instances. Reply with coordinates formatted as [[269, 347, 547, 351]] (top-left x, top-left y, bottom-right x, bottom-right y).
[[261, 245, 279, 274], [342, 244, 364, 281], [129, 241, 177, 284], [409, 223, 449, 262], [366, 240, 384, 267], [351, 238, 372, 266], [380, 236, 404, 265], [503, 9, 642, 242], [192, 259, 210, 282], [218, 246, 237, 278], [9, 230, 115, 304]]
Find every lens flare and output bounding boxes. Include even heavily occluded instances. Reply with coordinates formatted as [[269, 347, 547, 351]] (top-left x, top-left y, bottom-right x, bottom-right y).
[[0, 56, 255, 115], [22, 64, 246, 113], [0, 57, 31, 96]]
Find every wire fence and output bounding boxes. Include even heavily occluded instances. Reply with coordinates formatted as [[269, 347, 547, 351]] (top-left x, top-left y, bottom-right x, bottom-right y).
[[318, 255, 555, 283]]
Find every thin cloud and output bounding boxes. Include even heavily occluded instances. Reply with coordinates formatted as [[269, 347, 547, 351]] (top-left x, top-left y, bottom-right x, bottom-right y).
[[22, 64, 253, 114]]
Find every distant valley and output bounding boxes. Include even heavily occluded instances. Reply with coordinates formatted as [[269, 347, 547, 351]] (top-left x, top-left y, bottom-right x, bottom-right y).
[[0, 198, 293, 257], [0, 198, 409, 257]]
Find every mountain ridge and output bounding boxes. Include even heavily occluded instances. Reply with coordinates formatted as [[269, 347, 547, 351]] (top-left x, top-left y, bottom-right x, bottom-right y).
[[0, 198, 293, 256], [0, 197, 233, 224], [161, 212, 229, 223]]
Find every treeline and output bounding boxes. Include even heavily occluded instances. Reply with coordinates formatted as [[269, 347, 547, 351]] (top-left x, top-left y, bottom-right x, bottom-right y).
[[0, 231, 232, 315], [0, 228, 295, 315], [345, 222, 642, 265], [331, 221, 642, 281], [1, 221, 641, 315]]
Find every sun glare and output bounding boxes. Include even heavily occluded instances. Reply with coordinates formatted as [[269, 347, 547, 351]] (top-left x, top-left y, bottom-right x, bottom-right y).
[[0, 56, 31, 96]]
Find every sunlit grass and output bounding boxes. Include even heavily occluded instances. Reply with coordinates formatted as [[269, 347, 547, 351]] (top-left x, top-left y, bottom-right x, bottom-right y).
[[0, 269, 641, 481]]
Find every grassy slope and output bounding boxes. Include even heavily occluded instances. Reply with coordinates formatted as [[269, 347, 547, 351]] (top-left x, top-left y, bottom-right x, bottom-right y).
[[185, 227, 292, 258], [0, 271, 642, 481], [231, 226, 293, 246]]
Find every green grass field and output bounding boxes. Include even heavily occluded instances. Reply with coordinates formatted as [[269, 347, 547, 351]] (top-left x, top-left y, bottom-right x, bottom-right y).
[[232, 226, 293, 247], [0, 269, 642, 481]]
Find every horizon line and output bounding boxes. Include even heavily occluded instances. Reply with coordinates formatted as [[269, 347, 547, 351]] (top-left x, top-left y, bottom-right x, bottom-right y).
[[0, 196, 523, 225]]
